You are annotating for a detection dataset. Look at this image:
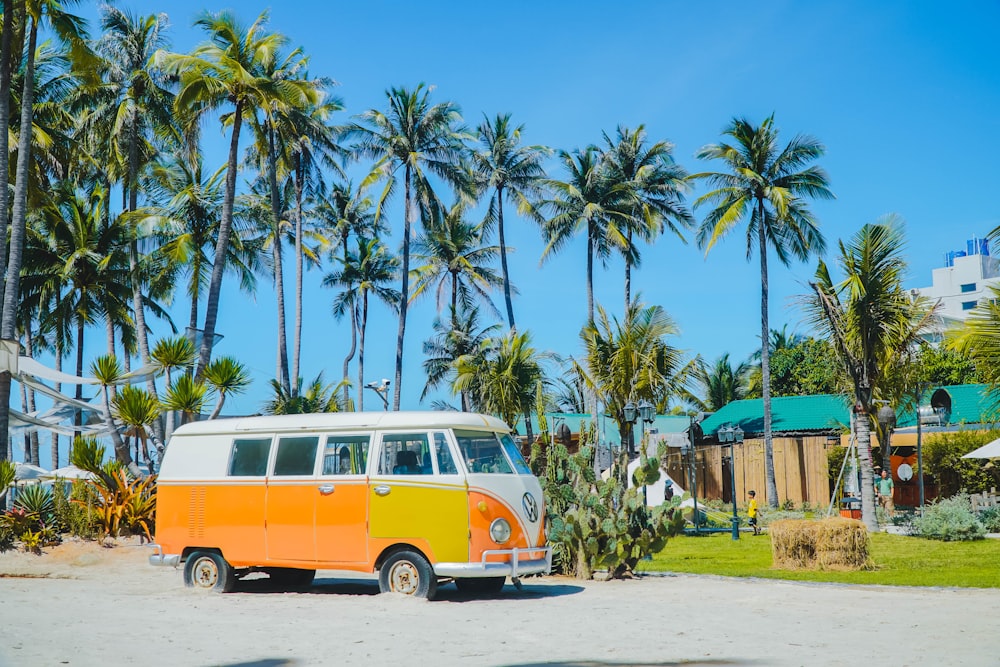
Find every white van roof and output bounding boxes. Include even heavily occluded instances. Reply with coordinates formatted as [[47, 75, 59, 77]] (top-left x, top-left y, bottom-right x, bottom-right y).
[[170, 411, 511, 436]]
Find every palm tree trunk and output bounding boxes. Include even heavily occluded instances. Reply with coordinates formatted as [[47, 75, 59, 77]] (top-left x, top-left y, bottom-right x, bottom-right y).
[[358, 292, 368, 411], [197, 100, 243, 378], [393, 165, 412, 411], [342, 301, 356, 406], [0, 0, 15, 280], [102, 384, 138, 475], [624, 229, 632, 311], [74, 317, 85, 438], [0, 15, 37, 463], [24, 322, 39, 466], [267, 125, 290, 393], [208, 392, 226, 420], [106, 318, 115, 356], [497, 187, 516, 331], [758, 213, 779, 508], [853, 403, 878, 531], [293, 161, 304, 393], [586, 227, 595, 325], [52, 347, 61, 468]]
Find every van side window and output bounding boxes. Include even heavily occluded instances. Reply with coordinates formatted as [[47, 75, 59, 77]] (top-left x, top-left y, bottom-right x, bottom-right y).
[[273, 436, 319, 476], [229, 438, 272, 477], [433, 432, 459, 475], [323, 435, 370, 475], [379, 433, 431, 475], [454, 430, 514, 474]]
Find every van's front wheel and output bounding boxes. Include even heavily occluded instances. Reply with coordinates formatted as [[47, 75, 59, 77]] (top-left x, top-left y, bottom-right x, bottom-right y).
[[378, 549, 437, 599], [183, 551, 236, 593]]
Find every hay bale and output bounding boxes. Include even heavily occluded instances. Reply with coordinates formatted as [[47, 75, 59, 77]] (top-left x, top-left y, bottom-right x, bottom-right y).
[[770, 517, 873, 571]]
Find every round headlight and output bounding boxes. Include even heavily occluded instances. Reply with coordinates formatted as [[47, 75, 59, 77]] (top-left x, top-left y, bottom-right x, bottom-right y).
[[489, 518, 512, 544]]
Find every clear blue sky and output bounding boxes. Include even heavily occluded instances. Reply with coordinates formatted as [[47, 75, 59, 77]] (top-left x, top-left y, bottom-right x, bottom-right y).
[[66, 1, 1000, 417]]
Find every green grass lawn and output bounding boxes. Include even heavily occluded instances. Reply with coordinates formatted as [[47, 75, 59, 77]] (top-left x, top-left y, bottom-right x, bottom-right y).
[[638, 531, 1000, 587]]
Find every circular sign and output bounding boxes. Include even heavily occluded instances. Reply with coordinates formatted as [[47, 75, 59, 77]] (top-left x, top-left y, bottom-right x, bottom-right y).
[[897, 463, 913, 481]]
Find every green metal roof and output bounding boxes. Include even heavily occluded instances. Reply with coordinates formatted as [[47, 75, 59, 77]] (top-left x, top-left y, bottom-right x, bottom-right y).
[[699, 394, 851, 438], [896, 384, 1000, 427]]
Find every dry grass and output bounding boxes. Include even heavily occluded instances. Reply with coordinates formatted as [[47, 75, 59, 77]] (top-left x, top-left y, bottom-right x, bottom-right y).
[[770, 517, 874, 571]]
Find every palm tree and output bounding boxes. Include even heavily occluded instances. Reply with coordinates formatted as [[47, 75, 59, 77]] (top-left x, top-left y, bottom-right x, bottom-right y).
[[422, 305, 501, 411], [112, 384, 162, 470], [540, 147, 633, 324], [410, 202, 504, 318], [202, 356, 251, 419], [151, 334, 196, 438], [600, 125, 693, 309], [264, 373, 342, 414], [162, 374, 207, 425], [694, 115, 833, 507], [157, 10, 318, 375], [693, 353, 750, 412], [344, 83, 470, 409], [948, 285, 1000, 386], [807, 219, 935, 529], [90, 354, 139, 475], [454, 329, 547, 444], [472, 113, 550, 330], [323, 237, 400, 410], [579, 298, 686, 461]]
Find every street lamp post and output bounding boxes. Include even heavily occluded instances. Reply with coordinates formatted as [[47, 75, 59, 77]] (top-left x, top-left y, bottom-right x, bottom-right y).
[[621, 399, 655, 506], [718, 423, 745, 540]]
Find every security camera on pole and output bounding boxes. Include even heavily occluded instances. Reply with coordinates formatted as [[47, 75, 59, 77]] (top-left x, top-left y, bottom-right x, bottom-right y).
[[365, 379, 391, 411]]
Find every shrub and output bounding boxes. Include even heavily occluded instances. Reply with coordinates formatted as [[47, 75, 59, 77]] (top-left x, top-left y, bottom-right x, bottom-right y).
[[14, 484, 54, 520], [978, 507, 1000, 533], [52, 479, 101, 539], [922, 429, 1000, 497], [912, 494, 985, 541], [0, 522, 14, 553], [770, 517, 873, 571]]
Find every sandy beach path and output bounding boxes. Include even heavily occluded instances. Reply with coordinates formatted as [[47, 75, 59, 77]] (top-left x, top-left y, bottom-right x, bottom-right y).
[[1, 539, 998, 667]]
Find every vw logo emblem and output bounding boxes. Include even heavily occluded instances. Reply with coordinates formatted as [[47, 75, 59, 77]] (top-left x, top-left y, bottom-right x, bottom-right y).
[[522, 493, 538, 522]]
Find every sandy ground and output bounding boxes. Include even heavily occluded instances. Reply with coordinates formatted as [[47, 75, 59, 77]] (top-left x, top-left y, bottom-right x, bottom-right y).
[[1, 539, 999, 667]]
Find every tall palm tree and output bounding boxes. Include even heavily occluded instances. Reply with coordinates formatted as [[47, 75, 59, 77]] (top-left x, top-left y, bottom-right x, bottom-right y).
[[693, 353, 750, 412], [422, 305, 501, 411], [410, 202, 504, 319], [948, 284, 1000, 387], [344, 84, 469, 409], [454, 329, 547, 443], [473, 113, 550, 331], [157, 10, 318, 375], [807, 219, 935, 529], [579, 298, 686, 461], [323, 237, 400, 410], [694, 115, 832, 507], [600, 125, 693, 309], [540, 147, 633, 324]]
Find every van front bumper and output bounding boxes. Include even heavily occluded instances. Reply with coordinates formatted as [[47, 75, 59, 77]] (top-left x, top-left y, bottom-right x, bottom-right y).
[[434, 546, 552, 579], [148, 544, 180, 567]]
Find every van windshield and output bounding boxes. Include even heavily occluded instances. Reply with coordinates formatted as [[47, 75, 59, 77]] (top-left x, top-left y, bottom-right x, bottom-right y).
[[454, 430, 531, 475]]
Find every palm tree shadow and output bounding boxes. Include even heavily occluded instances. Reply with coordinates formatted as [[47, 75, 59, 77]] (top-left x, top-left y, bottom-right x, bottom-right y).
[[210, 661, 297, 667]]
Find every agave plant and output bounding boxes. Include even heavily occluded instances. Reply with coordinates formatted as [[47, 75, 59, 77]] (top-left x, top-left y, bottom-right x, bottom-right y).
[[13, 484, 54, 519]]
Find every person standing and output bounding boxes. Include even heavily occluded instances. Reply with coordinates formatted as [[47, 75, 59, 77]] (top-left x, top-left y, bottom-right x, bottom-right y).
[[747, 490, 761, 535], [875, 469, 895, 518]]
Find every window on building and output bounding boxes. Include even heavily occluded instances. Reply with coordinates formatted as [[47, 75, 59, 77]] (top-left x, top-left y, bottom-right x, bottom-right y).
[[961, 283, 976, 293], [962, 300, 978, 311]]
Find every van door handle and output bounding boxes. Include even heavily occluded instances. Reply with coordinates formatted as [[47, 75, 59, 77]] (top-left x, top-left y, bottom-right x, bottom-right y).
[[318, 484, 335, 495], [374, 485, 391, 496]]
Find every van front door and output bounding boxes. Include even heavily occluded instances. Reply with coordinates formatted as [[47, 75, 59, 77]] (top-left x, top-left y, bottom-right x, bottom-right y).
[[314, 434, 370, 564], [368, 431, 468, 563], [266, 435, 320, 561]]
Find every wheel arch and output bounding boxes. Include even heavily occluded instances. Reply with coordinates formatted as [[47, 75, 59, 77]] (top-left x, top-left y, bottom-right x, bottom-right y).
[[374, 543, 430, 572]]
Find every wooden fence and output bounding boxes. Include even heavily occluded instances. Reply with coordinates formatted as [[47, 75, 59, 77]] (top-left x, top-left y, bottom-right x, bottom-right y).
[[662, 435, 836, 508], [970, 488, 999, 513]]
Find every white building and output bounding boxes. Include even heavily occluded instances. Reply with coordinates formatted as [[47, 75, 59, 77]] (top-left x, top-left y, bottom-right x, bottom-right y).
[[913, 237, 999, 340]]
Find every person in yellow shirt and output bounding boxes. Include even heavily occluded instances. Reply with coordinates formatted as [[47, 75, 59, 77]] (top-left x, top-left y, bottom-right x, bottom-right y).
[[747, 490, 761, 535]]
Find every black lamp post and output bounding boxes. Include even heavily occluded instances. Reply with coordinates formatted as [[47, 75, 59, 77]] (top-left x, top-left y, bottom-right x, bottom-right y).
[[718, 423, 745, 540], [623, 401, 637, 458]]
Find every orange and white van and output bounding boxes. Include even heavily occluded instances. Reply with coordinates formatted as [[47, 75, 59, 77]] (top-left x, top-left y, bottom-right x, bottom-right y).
[[149, 411, 551, 598]]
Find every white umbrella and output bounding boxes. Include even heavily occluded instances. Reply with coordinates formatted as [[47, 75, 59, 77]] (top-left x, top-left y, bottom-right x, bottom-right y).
[[13, 462, 49, 481], [962, 438, 1000, 459], [43, 464, 95, 481]]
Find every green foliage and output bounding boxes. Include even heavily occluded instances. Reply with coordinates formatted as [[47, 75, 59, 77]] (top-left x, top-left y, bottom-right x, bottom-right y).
[[535, 426, 685, 579], [0, 521, 14, 553], [52, 479, 101, 539], [14, 484, 54, 520], [0, 459, 14, 493], [922, 429, 1000, 497], [918, 344, 981, 386], [977, 507, 1000, 533], [70, 436, 157, 539], [746, 337, 844, 399], [911, 494, 985, 542]]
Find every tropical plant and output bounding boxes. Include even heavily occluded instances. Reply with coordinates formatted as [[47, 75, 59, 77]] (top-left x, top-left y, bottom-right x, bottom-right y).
[[323, 237, 399, 410], [112, 385, 163, 468], [162, 374, 208, 425], [264, 373, 342, 414], [158, 9, 317, 374], [202, 356, 251, 419], [912, 494, 986, 542], [0, 460, 13, 503], [90, 354, 139, 475], [694, 115, 832, 507], [745, 336, 844, 399], [600, 125, 693, 309], [693, 353, 750, 412], [345, 83, 470, 409], [921, 429, 1000, 498], [948, 284, 1000, 389], [422, 305, 501, 411], [578, 299, 687, 462], [472, 113, 550, 330], [807, 220, 936, 529], [70, 436, 157, 540]]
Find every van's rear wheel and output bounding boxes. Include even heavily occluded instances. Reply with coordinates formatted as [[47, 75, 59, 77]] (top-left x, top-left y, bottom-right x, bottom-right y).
[[267, 568, 316, 588], [183, 551, 236, 593], [455, 577, 506, 595], [378, 549, 437, 599]]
